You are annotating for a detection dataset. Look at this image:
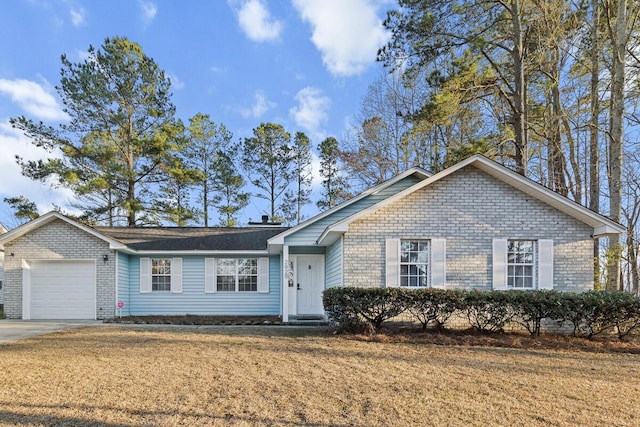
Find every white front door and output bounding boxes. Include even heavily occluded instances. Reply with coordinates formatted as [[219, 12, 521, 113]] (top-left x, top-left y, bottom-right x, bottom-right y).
[[296, 255, 324, 315]]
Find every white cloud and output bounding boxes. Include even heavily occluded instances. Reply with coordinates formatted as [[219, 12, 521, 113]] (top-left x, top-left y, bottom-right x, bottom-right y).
[[76, 49, 90, 61], [240, 90, 276, 119], [0, 78, 68, 121], [70, 7, 85, 27], [292, 0, 390, 76], [168, 73, 185, 90], [232, 0, 283, 42], [139, 0, 157, 24], [0, 121, 75, 223], [289, 87, 330, 138]]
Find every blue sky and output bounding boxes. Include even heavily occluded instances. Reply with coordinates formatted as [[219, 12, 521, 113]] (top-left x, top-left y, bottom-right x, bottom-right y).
[[0, 0, 393, 227]]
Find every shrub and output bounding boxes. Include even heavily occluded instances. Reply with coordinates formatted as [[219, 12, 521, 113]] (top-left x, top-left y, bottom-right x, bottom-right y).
[[323, 287, 640, 340], [459, 290, 515, 333], [562, 291, 619, 338], [510, 290, 564, 337], [404, 288, 462, 330], [322, 287, 407, 332]]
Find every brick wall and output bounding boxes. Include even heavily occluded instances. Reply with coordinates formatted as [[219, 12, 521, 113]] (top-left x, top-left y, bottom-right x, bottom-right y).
[[343, 165, 594, 292], [3, 219, 116, 319]]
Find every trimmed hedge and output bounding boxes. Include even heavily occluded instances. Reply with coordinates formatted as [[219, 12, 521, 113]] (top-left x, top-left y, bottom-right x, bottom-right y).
[[322, 287, 640, 339]]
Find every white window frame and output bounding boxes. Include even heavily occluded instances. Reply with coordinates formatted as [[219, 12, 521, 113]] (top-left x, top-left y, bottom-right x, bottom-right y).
[[151, 258, 172, 292], [507, 240, 536, 289], [399, 239, 431, 288], [215, 258, 258, 292]]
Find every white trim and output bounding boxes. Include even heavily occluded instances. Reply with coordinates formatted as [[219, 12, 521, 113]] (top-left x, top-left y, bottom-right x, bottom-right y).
[[316, 155, 624, 244], [171, 257, 183, 293], [140, 257, 151, 293], [295, 254, 325, 316], [538, 240, 554, 290], [205, 258, 216, 293], [492, 239, 508, 291], [22, 259, 97, 320], [268, 167, 431, 245], [431, 239, 446, 289], [118, 249, 270, 255], [385, 238, 400, 288], [0, 211, 126, 250], [257, 257, 269, 293], [282, 245, 289, 322], [22, 259, 31, 320], [114, 251, 119, 313]]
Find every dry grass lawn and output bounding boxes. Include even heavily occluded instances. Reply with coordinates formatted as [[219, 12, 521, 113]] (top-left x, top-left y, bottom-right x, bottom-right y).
[[0, 326, 639, 426]]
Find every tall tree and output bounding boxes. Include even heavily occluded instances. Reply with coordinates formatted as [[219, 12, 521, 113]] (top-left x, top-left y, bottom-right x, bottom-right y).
[[3, 196, 39, 224], [317, 137, 348, 210], [241, 123, 292, 221], [379, 0, 558, 176], [152, 155, 199, 226], [184, 113, 233, 226], [211, 148, 249, 227], [282, 132, 312, 225], [10, 37, 181, 226]]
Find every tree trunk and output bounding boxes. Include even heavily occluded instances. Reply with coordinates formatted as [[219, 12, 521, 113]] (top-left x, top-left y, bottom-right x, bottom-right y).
[[549, 61, 568, 196], [590, 0, 602, 289], [606, 0, 627, 291], [511, 0, 528, 176]]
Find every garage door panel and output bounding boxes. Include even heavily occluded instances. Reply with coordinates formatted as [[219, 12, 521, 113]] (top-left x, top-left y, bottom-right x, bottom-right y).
[[28, 261, 96, 320]]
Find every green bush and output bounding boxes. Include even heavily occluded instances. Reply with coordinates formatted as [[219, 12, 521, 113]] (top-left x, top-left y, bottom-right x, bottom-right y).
[[459, 290, 516, 333], [510, 290, 564, 337], [322, 287, 407, 332], [403, 288, 462, 330], [323, 287, 640, 340], [562, 291, 619, 338]]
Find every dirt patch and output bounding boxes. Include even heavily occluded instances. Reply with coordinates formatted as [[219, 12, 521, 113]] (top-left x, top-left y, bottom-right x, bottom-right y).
[[347, 326, 640, 354]]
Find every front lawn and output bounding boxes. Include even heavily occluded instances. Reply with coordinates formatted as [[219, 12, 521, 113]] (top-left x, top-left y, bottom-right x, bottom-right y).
[[0, 326, 638, 426]]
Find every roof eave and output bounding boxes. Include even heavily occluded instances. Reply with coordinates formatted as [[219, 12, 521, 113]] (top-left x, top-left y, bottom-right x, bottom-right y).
[[268, 167, 431, 245], [0, 211, 127, 251]]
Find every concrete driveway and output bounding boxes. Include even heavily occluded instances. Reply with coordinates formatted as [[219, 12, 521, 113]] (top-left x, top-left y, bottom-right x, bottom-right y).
[[0, 320, 103, 343]]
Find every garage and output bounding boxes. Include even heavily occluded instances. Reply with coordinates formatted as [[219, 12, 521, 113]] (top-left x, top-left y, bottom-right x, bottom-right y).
[[25, 260, 96, 320]]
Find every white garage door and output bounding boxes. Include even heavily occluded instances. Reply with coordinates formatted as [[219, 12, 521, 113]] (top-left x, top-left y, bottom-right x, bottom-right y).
[[29, 261, 96, 319]]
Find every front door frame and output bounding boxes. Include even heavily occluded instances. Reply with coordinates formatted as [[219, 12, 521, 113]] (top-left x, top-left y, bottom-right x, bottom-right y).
[[293, 254, 325, 316]]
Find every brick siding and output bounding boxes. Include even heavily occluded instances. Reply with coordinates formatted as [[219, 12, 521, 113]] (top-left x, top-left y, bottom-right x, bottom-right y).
[[343, 165, 594, 292], [3, 219, 115, 319]]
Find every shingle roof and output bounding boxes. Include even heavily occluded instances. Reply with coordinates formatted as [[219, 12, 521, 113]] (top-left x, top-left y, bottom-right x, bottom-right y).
[[95, 226, 288, 251]]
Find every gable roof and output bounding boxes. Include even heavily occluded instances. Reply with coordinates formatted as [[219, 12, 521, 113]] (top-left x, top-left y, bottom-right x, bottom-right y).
[[315, 155, 624, 245], [97, 226, 287, 252], [268, 167, 431, 245], [0, 211, 288, 253], [0, 212, 127, 250]]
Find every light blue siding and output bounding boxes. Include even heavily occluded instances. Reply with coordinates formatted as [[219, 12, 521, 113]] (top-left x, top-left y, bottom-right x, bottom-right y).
[[284, 176, 422, 245], [117, 252, 130, 316], [126, 255, 281, 315], [290, 246, 325, 255], [325, 237, 343, 288]]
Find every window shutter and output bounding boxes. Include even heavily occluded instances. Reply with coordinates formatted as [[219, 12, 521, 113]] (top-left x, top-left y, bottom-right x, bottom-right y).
[[492, 239, 508, 291], [431, 239, 446, 289], [205, 258, 216, 293], [257, 257, 270, 293], [538, 240, 554, 290], [140, 258, 151, 293], [171, 258, 183, 293], [385, 238, 400, 288]]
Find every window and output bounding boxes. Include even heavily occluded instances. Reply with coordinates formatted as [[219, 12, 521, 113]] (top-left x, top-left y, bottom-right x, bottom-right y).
[[507, 240, 535, 289], [151, 258, 171, 291], [216, 258, 258, 292], [400, 240, 430, 287]]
